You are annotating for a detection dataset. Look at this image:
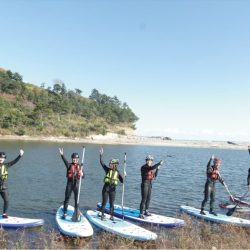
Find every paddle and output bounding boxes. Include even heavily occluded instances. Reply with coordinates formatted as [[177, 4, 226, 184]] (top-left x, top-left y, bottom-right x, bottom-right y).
[[248, 145, 250, 155], [72, 146, 85, 222], [121, 152, 126, 220], [218, 171, 235, 202], [226, 189, 249, 216]]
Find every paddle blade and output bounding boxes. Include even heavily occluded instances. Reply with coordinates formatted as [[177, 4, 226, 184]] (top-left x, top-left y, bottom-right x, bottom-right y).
[[72, 207, 81, 222], [226, 206, 237, 216]]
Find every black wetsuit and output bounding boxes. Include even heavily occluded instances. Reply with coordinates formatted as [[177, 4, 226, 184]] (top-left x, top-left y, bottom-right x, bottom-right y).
[[100, 155, 123, 217], [0, 154, 22, 214], [139, 162, 161, 215], [61, 155, 83, 213], [201, 158, 224, 212], [247, 168, 250, 186]]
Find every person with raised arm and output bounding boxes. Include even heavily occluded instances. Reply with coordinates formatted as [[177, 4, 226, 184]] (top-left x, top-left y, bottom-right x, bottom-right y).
[[99, 147, 124, 221], [59, 148, 84, 219], [0, 149, 24, 218]]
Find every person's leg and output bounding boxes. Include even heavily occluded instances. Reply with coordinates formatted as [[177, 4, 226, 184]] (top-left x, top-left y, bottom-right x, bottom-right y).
[[209, 185, 217, 215], [63, 182, 73, 217], [73, 182, 79, 209], [0, 190, 9, 217], [109, 187, 116, 220], [201, 182, 211, 214], [101, 185, 109, 219], [139, 182, 149, 217], [145, 182, 152, 214]]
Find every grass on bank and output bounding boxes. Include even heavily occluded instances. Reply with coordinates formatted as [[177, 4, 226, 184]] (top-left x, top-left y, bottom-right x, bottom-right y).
[[0, 214, 250, 249]]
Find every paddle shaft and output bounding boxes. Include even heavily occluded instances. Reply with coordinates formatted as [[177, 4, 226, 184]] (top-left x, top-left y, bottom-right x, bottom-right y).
[[121, 153, 126, 219], [218, 172, 234, 201], [76, 146, 85, 204]]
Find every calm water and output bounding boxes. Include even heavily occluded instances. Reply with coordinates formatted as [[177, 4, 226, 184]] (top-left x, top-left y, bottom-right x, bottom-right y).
[[0, 140, 249, 235]]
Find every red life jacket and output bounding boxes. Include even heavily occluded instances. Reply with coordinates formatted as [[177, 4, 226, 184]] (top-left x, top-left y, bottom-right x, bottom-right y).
[[145, 168, 154, 180], [67, 163, 81, 180], [210, 167, 219, 180]]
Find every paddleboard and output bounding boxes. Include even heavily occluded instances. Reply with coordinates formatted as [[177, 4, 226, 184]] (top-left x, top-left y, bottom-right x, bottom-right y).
[[97, 202, 185, 228], [0, 215, 43, 228], [180, 205, 250, 227], [86, 210, 157, 241], [56, 205, 93, 237]]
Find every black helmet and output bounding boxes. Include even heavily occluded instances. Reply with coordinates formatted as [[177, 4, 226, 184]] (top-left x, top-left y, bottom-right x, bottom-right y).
[[71, 153, 79, 159], [0, 152, 6, 159]]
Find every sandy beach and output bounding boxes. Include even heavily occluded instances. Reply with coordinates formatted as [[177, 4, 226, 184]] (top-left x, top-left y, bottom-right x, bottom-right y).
[[0, 133, 249, 150]]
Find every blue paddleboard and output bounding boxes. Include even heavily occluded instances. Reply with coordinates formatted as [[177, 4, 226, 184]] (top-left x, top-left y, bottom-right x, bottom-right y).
[[97, 202, 185, 228]]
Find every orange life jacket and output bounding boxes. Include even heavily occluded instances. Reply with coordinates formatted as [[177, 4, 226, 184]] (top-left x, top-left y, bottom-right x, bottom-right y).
[[210, 167, 219, 180], [67, 163, 81, 180]]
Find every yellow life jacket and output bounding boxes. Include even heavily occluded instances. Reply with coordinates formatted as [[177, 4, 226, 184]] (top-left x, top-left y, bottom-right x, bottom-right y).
[[0, 165, 8, 181], [104, 170, 119, 186]]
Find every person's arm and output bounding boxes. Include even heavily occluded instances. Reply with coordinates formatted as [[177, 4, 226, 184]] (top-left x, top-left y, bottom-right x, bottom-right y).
[[118, 171, 124, 184], [206, 156, 214, 174], [99, 148, 109, 172], [5, 149, 24, 168], [59, 148, 69, 168]]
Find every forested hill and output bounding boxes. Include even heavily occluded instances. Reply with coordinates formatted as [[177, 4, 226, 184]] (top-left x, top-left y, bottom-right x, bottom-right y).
[[0, 68, 138, 137]]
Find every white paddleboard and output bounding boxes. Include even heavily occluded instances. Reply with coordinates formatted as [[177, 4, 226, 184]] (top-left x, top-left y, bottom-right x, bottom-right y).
[[56, 205, 93, 237], [0, 215, 44, 228], [180, 205, 250, 228], [86, 210, 157, 241], [97, 202, 185, 228]]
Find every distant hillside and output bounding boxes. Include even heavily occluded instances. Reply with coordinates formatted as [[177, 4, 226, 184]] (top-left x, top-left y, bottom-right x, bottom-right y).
[[0, 68, 138, 137]]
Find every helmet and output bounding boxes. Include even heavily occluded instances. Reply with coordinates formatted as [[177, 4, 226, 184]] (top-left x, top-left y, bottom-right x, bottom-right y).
[[145, 155, 154, 161], [71, 153, 79, 159], [109, 159, 119, 165], [213, 157, 221, 165], [0, 152, 6, 159]]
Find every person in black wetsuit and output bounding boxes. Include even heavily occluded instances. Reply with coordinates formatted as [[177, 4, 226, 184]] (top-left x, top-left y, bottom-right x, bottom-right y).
[[99, 147, 124, 221], [139, 155, 163, 219], [247, 168, 250, 190], [59, 148, 84, 219], [200, 155, 224, 216], [0, 149, 24, 218]]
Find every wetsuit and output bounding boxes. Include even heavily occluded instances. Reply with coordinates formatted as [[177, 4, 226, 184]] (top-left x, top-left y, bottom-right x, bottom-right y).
[[0, 154, 22, 214], [61, 155, 83, 214], [201, 158, 224, 212], [100, 155, 123, 217], [139, 162, 161, 215], [247, 168, 250, 187]]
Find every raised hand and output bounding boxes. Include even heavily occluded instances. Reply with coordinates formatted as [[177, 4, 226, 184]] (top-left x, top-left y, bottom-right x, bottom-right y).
[[59, 148, 64, 155], [19, 149, 24, 156], [100, 147, 104, 156]]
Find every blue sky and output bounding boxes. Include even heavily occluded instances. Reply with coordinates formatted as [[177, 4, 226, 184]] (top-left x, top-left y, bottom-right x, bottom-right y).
[[1, 0, 250, 141]]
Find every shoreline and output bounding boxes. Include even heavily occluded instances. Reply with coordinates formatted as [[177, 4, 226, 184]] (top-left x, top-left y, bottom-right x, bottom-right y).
[[0, 134, 249, 150]]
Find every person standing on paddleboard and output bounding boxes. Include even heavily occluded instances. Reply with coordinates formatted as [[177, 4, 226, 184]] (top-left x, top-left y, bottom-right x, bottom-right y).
[[247, 168, 250, 190], [200, 155, 225, 216], [0, 149, 24, 218], [99, 147, 124, 221], [59, 148, 84, 219], [139, 155, 163, 219]]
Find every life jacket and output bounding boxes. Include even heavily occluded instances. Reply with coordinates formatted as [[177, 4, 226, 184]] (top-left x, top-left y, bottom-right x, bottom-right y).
[[67, 163, 81, 180], [104, 170, 119, 186], [145, 169, 154, 180], [209, 167, 219, 180], [0, 165, 8, 181]]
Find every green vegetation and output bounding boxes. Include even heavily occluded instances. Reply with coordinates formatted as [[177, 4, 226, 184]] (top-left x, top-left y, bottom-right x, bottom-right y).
[[0, 68, 138, 137]]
